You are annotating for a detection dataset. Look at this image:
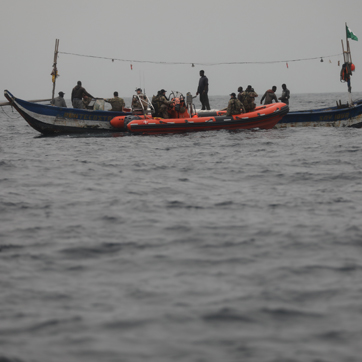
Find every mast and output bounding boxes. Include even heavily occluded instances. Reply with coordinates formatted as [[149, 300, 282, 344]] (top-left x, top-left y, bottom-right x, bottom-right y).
[[342, 23, 353, 105], [51, 39, 60, 104]]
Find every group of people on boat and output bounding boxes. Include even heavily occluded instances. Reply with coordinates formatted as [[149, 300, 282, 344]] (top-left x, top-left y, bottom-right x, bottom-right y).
[[226, 84, 290, 116], [50, 71, 290, 119], [51, 81, 126, 110]]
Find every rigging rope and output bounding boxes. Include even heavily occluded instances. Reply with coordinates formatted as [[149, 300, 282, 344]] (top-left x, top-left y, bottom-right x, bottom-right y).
[[0, 106, 22, 119], [58, 51, 343, 66]]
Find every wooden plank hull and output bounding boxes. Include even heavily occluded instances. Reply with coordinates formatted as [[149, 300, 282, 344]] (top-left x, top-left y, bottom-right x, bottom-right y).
[[275, 100, 362, 128], [4, 90, 131, 135]]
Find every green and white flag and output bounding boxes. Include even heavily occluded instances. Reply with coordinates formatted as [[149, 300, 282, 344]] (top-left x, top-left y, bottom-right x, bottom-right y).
[[346, 25, 358, 41]]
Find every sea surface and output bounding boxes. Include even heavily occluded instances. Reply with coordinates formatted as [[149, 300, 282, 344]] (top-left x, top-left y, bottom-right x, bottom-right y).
[[1, 92, 362, 362]]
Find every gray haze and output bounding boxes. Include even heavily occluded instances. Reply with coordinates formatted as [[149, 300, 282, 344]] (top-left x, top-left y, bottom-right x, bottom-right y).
[[1, 0, 362, 101]]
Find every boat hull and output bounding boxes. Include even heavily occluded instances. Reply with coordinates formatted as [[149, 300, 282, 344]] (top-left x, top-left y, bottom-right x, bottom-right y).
[[275, 100, 362, 128], [4, 90, 130, 135], [126, 103, 289, 135]]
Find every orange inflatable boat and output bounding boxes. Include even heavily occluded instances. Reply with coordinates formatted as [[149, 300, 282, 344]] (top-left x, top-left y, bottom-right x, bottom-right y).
[[110, 92, 289, 135]]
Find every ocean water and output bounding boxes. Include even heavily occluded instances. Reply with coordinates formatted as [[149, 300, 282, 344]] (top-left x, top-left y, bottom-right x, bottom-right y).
[[1, 92, 362, 362]]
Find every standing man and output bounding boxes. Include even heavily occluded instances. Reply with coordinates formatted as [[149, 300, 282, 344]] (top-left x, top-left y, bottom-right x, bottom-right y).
[[227, 93, 245, 116], [71, 81, 94, 109], [51, 91, 67, 107], [196, 70, 210, 110], [237, 86, 244, 103], [278, 84, 290, 105], [104, 91, 125, 111], [243, 85, 258, 113], [260, 86, 278, 105]]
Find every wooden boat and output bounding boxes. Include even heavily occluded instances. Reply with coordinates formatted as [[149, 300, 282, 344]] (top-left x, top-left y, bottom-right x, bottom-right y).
[[275, 99, 362, 128], [110, 102, 289, 135], [3, 90, 131, 135]]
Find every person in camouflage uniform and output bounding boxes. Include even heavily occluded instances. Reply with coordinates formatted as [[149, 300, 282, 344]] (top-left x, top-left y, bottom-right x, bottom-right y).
[[242, 85, 258, 113], [237, 86, 244, 104], [154, 89, 173, 119], [151, 91, 162, 116], [104, 91, 125, 111], [83, 95, 93, 109], [227, 93, 245, 116], [131, 88, 148, 114]]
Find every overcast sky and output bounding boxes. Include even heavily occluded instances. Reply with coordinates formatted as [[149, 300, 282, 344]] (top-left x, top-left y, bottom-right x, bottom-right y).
[[1, 0, 362, 101]]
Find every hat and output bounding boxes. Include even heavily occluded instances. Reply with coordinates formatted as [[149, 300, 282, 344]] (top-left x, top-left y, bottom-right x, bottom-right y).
[[136, 88, 142, 92], [160, 89, 167, 93], [230, 92, 236, 97], [58, 91, 65, 96]]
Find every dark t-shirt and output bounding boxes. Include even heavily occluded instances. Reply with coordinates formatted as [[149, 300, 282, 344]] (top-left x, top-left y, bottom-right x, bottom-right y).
[[72, 85, 92, 100], [197, 76, 209, 93]]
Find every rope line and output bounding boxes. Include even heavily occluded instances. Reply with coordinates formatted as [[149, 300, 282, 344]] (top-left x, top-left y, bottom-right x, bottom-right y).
[[58, 51, 343, 66], [0, 106, 22, 119]]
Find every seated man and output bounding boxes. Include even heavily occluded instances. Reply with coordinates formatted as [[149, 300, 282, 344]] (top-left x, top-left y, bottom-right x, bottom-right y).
[[243, 85, 258, 113], [152, 89, 173, 118], [227, 92, 245, 116], [131, 88, 148, 114], [104, 91, 125, 111], [51, 91, 67, 107], [82, 95, 93, 109], [157, 89, 174, 119]]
